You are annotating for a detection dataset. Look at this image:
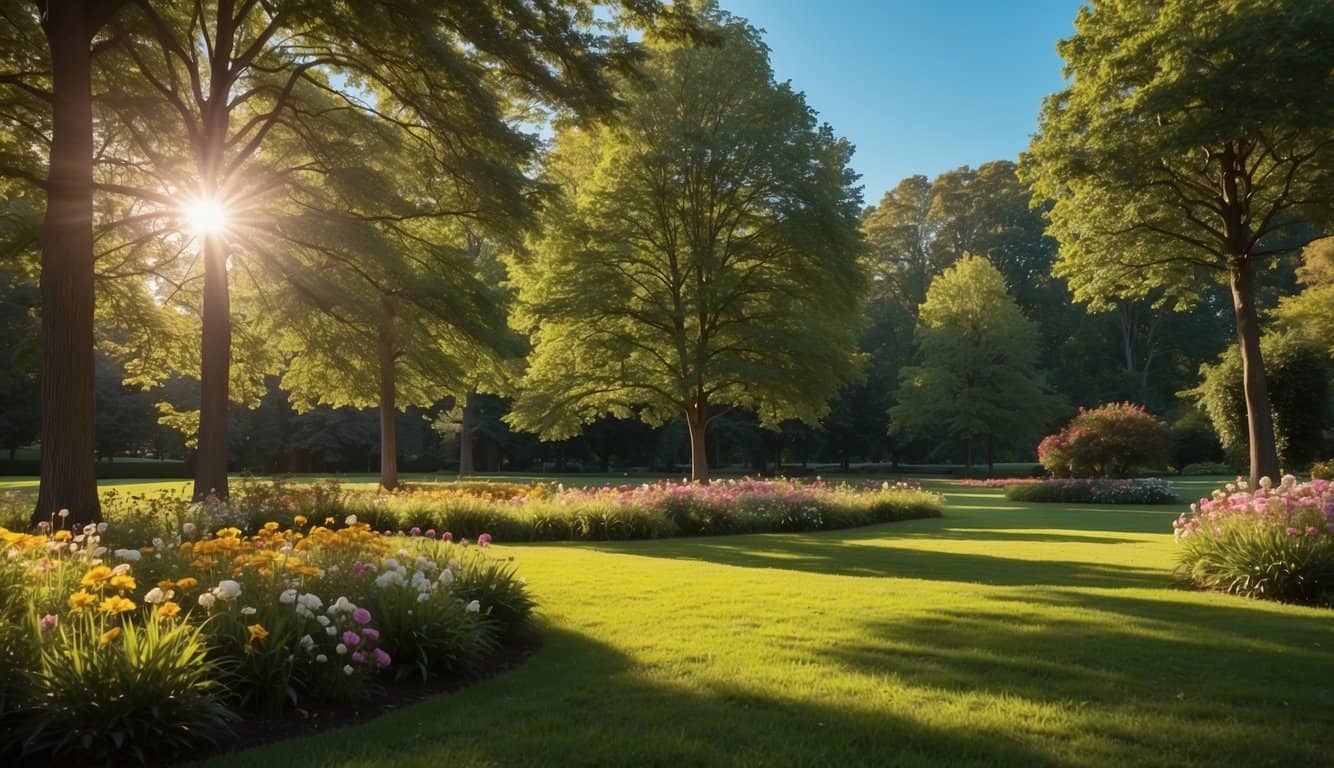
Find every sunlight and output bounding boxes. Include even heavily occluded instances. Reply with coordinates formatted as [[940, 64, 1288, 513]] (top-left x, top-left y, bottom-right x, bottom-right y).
[[183, 197, 227, 235]]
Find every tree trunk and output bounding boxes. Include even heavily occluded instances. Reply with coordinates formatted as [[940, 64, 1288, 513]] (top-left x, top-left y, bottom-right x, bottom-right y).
[[1229, 261, 1280, 484], [964, 438, 974, 478], [685, 394, 709, 483], [985, 433, 994, 478], [34, 4, 100, 525], [458, 391, 475, 477], [377, 306, 398, 491], [192, 233, 230, 500]]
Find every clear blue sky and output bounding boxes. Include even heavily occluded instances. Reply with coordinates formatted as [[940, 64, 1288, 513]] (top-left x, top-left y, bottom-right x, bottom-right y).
[[724, 0, 1082, 205]]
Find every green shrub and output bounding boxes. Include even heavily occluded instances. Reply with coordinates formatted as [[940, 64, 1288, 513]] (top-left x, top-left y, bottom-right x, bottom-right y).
[[1004, 478, 1179, 505], [1180, 461, 1234, 476], [1174, 476, 1334, 603], [1312, 460, 1334, 481]]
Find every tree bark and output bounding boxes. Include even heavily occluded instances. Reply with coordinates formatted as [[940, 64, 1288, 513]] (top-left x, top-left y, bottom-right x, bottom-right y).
[[685, 394, 709, 483], [1229, 261, 1280, 484], [985, 433, 994, 478], [458, 391, 475, 477], [34, 3, 100, 525], [377, 305, 398, 491], [192, 233, 230, 500]]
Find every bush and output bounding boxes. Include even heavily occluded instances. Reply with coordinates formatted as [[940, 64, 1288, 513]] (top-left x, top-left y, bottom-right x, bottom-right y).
[[1312, 460, 1334, 481], [1038, 403, 1170, 478], [1174, 476, 1334, 603], [1171, 409, 1226, 468], [1180, 461, 1234, 476], [1003, 478, 1179, 505], [1189, 332, 1329, 471]]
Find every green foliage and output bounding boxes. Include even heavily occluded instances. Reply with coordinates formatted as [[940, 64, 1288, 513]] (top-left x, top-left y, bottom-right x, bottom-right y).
[[1274, 239, 1334, 359], [363, 575, 496, 682], [1188, 332, 1330, 470], [450, 557, 538, 638], [890, 256, 1063, 464], [1170, 408, 1226, 469], [15, 611, 236, 764], [1003, 478, 1179, 505], [1179, 461, 1233, 476], [1038, 403, 1170, 478], [1311, 460, 1334, 481], [508, 9, 865, 460]]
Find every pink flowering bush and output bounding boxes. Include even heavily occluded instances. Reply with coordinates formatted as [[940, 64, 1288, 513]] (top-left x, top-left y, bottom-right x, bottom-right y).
[[1039, 403, 1170, 478], [1173, 476, 1334, 603]]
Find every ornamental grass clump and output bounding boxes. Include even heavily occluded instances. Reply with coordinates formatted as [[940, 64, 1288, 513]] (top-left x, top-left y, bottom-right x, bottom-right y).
[[1173, 475, 1334, 603], [0, 509, 532, 765]]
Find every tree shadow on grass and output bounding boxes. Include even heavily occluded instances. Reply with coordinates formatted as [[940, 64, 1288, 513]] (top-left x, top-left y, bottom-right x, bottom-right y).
[[590, 534, 1169, 588], [195, 625, 1071, 768]]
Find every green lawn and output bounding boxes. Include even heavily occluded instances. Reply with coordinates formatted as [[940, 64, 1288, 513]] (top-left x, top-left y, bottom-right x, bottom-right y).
[[170, 477, 1331, 768]]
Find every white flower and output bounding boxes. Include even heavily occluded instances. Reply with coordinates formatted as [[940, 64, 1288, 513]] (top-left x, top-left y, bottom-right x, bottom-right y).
[[92, 546, 107, 557], [316, 654, 328, 663], [241, 606, 257, 616], [144, 587, 166, 604], [410, 571, 430, 591], [151, 537, 164, 549], [212, 580, 242, 601], [83, 524, 97, 536], [437, 569, 454, 586], [336, 643, 348, 655], [182, 522, 196, 536], [299, 634, 315, 651], [343, 665, 354, 676], [112, 563, 132, 576], [279, 589, 298, 605], [331, 596, 355, 614], [375, 570, 406, 589], [198, 593, 217, 610], [299, 593, 323, 612], [316, 614, 331, 627], [325, 625, 337, 636], [96, 522, 107, 534], [113, 549, 141, 562], [344, 515, 358, 526], [465, 600, 480, 614], [382, 558, 402, 572], [57, 508, 70, 519], [417, 592, 430, 603]]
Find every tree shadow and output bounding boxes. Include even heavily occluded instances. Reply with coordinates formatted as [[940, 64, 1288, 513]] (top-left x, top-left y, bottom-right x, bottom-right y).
[[588, 533, 1169, 588]]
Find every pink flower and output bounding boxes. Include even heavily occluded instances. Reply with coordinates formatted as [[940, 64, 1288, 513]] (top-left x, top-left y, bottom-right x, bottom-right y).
[[409, 526, 422, 537], [478, 533, 492, 547], [442, 531, 453, 542], [425, 529, 437, 539], [363, 627, 380, 641], [351, 651, 365, 664], [39, 614, 58, 632], [343, 630, 361, 647], [352, 608, 371, 626], [373, 648, 391, 667]]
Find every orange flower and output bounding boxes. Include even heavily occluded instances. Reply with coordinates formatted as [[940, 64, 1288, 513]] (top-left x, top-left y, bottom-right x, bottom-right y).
[[99, 627, 122, 645], [99, 595, 136, 615], [247, 623, 269, 643], [156, 601, 181, 620], [157, 580, 176, 590], [68, 589, 96, 613], [80, 565, 113, 588], [175, 577, 199, 590]]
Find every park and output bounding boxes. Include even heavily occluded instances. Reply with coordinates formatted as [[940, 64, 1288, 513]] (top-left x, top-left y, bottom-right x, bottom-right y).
[[0, 0, 1331, 766]]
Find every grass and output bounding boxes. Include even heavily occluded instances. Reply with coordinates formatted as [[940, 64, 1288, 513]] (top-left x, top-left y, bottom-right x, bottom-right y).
[[6, 474, 1328, 765], [145, 476, 1325, 768]]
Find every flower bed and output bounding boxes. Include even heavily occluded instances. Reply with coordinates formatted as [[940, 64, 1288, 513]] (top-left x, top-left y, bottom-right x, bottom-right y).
[[957, 478, 1039, 489], [1002, 478, 1179, 505], [150, 478, 943, 543], [1173, 476, 1334, 603], [0, 512, 531, 765]]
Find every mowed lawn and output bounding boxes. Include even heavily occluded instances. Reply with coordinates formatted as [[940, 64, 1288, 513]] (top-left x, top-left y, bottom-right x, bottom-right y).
[[148, 477, 1326, 768]]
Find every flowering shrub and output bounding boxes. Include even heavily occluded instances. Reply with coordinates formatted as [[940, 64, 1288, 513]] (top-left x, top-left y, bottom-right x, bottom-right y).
[[0, 509, 531, 764], [1312, 460, 1334, 481], [957, 478, 1038, 489], [1173, 476, 1334, 603], [1003, 478, 1179, 505], [1038, 403, 1170, 478]]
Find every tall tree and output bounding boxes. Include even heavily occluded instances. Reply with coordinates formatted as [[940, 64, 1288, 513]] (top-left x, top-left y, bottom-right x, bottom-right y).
[[1, 1, 129, 522], [508, 9, 866, 482], [1274, 238, 1334, 359], [1022, 0, 1334, 484], [890, 256, 1062, 476]]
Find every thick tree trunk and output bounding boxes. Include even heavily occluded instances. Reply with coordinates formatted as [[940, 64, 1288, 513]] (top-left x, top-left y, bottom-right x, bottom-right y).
[[685, 395, 709, 483], [377, 307, 398, 491], [192, 234, 230, 500], [458, 391, 475, 477], [985, 433, 994, 478], [1229, 261, 1280, 484], [34, 4, 100, 525]]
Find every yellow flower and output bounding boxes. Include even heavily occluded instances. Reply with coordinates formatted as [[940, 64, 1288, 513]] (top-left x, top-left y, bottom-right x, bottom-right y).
[[53, 529, 72, 542], [109, 574, 136, 592], [293, 515, 307, 527], [175, 577, 199, 590], [156, 601, 181, 620], [80, 565, 113, 588], [68, 590, 96, 613], [99, 595, 136, 615], [157, 579, 176, 590], [247, 623, 269, 643], [262, 521, 280, 532], [99, 627, 121, 645]]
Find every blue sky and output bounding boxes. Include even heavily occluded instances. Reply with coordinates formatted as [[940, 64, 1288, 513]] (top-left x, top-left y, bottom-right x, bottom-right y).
[[723, 0, 1082, 204]]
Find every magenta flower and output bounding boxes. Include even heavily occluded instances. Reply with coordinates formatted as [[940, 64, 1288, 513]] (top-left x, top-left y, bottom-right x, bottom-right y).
[[343, 630, 361, 647], [478, 533, 493, 547], [37, 521, 50, 532], [409, 526, 422, 537], [425, 529, 437, 539], [373, 648, 391, 667], [351, 651, 365, 664], [442, 531, 453, 542], [39, 614, 58, 632], [352, 607, 372, 626], [363, 627, 380, 641]]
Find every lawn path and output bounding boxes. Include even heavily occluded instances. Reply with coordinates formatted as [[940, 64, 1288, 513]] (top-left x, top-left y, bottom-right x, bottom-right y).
[[196, 481, 1332, 768]]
